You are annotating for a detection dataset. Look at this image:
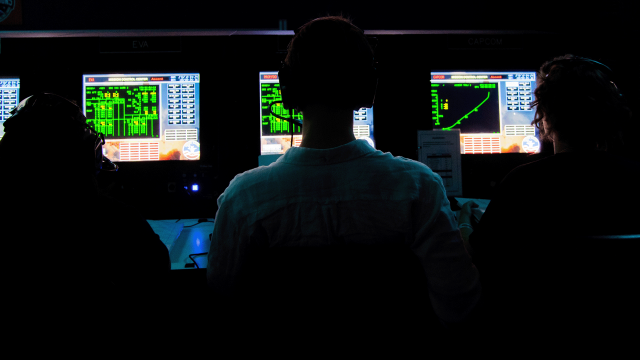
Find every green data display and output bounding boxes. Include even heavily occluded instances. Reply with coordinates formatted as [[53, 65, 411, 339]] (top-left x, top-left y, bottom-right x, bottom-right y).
[[431, 83, 500, 134], [261, 82, 302, 136], [85, 86, 160, 139]]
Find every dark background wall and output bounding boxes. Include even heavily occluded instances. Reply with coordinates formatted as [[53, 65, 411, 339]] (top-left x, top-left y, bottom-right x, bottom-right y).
[[1, 0, 636, 33], [1, 2, 637, 219]]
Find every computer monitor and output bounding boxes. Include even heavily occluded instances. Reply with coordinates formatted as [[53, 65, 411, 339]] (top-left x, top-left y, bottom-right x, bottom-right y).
[[0, 77, 20, 140], [430, 71, 540, 154], [259, 71, 375, 164], [82, 73, 201, 162]]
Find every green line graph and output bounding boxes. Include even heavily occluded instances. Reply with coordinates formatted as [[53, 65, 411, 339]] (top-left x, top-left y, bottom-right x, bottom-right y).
[[430, 83, 500, 134], [443, 91, 491, 130]]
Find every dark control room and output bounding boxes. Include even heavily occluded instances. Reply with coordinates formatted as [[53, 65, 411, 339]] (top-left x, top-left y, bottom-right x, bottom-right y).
[[1, 0, 638, 353]]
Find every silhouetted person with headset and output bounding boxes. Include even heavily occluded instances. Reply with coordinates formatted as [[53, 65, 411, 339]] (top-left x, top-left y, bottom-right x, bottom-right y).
[[207, 16, 481, 337], [0, 93, 170, 327], [459, 55, 640, 339]]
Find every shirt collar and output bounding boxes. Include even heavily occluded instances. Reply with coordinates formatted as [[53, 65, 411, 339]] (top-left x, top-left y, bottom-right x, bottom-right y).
[[277, 139, 376, 165]]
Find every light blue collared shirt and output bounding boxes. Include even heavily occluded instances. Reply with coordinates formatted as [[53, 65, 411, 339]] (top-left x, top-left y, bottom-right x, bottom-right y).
[[207, 139, 480, 323]]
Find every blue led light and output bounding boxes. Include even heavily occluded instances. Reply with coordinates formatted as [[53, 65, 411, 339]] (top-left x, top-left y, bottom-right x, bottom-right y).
[[192, 184, 199, 192]]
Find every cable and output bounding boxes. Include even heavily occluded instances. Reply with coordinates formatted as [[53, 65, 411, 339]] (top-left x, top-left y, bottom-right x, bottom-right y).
[[269, 100, 301, 150], [184, 219, 214, 228], [269, 101, 302, 126], [188, 252, 208, 269]]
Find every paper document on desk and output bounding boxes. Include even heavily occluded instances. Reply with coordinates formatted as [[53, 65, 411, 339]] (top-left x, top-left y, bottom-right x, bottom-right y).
[[146, 220, 184, 253], [455, 198, 490, 222], [417, 130, 462, 196]]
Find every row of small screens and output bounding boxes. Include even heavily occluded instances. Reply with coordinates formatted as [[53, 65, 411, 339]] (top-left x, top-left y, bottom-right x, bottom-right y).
[[0, 70, 540, 163]]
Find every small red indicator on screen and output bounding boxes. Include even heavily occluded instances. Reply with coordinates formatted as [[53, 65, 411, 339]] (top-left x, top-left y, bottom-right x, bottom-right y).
[[264, 75, 278, 79], [433, 75, 445, 79], [490, 75, 503, 79], [150, 77, 164, 81], [88, 78, 94, 82]]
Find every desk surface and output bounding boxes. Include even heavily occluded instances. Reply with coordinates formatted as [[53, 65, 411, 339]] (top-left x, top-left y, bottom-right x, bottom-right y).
[[148, 198, 489, 271], [147, 219, 214, 270]]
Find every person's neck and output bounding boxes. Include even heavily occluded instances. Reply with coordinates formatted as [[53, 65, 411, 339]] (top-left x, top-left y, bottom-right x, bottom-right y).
[[299, 105, 356, 149], [553, 140, 573, 154]]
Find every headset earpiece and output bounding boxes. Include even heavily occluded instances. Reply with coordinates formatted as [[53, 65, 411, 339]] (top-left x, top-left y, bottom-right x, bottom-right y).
[[278, 63, 299, 111], [548, 56, 623, 98]]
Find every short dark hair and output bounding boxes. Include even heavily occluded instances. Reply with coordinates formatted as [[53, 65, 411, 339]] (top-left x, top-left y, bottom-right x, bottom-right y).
[[531, 54, 632, 151], [0, 94, 96, 175], [284, 16, 375, 110]]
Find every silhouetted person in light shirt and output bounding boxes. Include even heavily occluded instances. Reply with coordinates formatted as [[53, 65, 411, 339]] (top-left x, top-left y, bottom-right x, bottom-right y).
[[207, 16, 481, 339]]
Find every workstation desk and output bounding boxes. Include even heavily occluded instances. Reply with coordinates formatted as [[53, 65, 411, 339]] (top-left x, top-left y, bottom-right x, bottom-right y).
[[147, 218, 215, 270], [149, 197, 488, 273]]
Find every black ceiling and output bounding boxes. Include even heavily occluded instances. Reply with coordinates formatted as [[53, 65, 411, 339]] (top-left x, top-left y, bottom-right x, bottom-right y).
[[0, 0, 635, 33]]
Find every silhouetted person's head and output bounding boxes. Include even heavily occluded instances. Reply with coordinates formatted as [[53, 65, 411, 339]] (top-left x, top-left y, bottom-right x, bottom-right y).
[[531, 54, 632, 152], [0, 93, 115, 195], [282, 16, 377, 113]]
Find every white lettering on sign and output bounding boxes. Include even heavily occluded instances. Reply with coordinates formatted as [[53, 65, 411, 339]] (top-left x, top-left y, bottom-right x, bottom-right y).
[[133, 40, 149, 49], [467, 38, 504, 46]]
